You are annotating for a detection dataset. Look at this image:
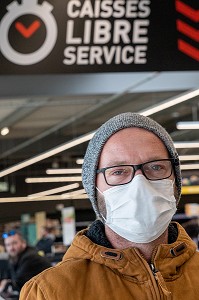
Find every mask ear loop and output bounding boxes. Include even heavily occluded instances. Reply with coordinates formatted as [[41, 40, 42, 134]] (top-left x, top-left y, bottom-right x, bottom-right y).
[[100, 214, 107, 223], [96, 187, 107, 222], [96, 186, 103, 195], [172, 178, 176, 187], [169, 179, 177, 211]]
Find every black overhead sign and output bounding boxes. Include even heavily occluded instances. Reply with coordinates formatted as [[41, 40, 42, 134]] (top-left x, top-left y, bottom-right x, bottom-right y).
[[0, 0, 199, 74]]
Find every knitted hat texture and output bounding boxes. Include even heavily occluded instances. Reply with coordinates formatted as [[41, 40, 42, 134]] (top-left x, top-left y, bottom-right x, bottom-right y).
[[82, 112, 181, 218]]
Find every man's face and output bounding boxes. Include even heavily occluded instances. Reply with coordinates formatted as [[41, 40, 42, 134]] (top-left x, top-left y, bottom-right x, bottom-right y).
[[96, 128, 175, 214], [4, 234, 26, 258]]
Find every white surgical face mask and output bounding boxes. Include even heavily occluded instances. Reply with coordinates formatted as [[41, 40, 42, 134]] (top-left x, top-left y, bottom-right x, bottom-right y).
[[97, 174, 176, 243]]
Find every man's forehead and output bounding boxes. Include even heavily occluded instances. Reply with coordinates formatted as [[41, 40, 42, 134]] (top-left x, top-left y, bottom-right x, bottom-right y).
[[103, 127, 165, 148], [5, 234, 20, 244], [98, 127, 169, 165]]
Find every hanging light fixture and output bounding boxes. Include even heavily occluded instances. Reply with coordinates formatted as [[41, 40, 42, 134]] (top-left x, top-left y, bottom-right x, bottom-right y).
[[1, 127, 9, 136]]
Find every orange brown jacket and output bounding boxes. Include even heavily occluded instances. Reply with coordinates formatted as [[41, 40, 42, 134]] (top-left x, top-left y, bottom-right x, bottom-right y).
[[20, 223, 199, 300]]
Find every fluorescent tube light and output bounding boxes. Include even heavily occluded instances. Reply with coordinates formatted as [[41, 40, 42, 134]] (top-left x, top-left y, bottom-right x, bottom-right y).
[[62, 194, 88, 200], [0, 196, 63, 203], [25, 176, 82, 183], [76, 159, 84, 165], [0, 132, 95, 178], [46, 168, 82, 174], [28, 183, 79, 199], [0, 194, 87, 203], [179, 155, 199, 161], [180, 164, 199, 170], [174, 142, 199, 148], [140, 88, 199, 116], [61, 188, 86, 199], [176, 121, 199, 130]]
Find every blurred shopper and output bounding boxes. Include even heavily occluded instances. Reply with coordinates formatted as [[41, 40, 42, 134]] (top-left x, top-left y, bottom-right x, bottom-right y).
[[36, 226, 55, 255], [0, 230, 51, 298], [20, 113, 199, 299], [0, 250, 10, 299]]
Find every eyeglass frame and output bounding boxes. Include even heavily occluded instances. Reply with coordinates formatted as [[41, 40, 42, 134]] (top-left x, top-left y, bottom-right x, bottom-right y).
[[96, 158, 178, 186]]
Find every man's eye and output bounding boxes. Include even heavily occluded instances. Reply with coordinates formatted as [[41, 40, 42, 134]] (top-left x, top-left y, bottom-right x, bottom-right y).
[[108, 169, 124, 176], [112, 169, 124, 175], [107, 168, 128, 176], [151, 165, 161, 170], [150, 164, 166, 171]]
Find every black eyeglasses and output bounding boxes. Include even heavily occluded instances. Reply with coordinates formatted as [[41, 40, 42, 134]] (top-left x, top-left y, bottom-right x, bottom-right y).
[[96, 159, 177, 186], [2, 230, 17, 239]]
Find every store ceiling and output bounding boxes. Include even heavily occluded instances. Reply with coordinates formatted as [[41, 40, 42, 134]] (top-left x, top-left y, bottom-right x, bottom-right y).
[[0, 71, 199, 223]]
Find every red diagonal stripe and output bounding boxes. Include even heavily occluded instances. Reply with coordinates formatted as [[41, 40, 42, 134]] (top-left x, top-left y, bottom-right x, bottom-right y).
[[177, 20, 199, 42], [176, 0, 199, 22], [178, 39, 199, 61]]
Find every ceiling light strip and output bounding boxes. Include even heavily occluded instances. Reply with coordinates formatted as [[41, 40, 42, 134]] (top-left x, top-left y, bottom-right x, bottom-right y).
[[0, 194, 87, 203], [25, 176, 82, 183], [176, 121, 199, 130], [46, 169, 82, 174], [62, 194, 88, 200], [140, 88, 199, 116], [61, 188, 86, 198], [181, 164, 199, 170], [0, 132, 95, 178], [174, 142, 199, 148], [179, 155, 199, 161], [28, 183, 79, 200]]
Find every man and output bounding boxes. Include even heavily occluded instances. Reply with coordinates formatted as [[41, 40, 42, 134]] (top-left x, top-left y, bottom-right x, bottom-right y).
[[20, 113, 199, 299], [1, 230, 51, 296]]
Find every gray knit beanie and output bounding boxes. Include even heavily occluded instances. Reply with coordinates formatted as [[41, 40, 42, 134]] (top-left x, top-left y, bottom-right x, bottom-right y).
[[82, 112, 181, 218]]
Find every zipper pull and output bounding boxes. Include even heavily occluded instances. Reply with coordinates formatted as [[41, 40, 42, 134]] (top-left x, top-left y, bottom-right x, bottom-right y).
[[150, 263, 158, 275]]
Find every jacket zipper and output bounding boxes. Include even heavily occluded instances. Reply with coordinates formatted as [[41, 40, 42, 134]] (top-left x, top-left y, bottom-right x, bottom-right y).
[[134, 248, 161, 299], [150, 263, 171, 300], [150, 247, 172, 299], [134, 248, 171, 299]]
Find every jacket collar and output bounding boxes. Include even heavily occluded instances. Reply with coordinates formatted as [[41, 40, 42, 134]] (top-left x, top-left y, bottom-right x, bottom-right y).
[[64, 222, 197, 280]]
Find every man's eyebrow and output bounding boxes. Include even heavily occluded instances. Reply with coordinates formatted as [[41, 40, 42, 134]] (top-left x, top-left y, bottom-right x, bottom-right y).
[[99, 161, 127, 168], [99, 157, 170, 168]]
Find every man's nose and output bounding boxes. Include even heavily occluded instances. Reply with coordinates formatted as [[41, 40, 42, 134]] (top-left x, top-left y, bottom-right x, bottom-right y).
[[134, 169, 143, 176], [134, 164, 144, 177]]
